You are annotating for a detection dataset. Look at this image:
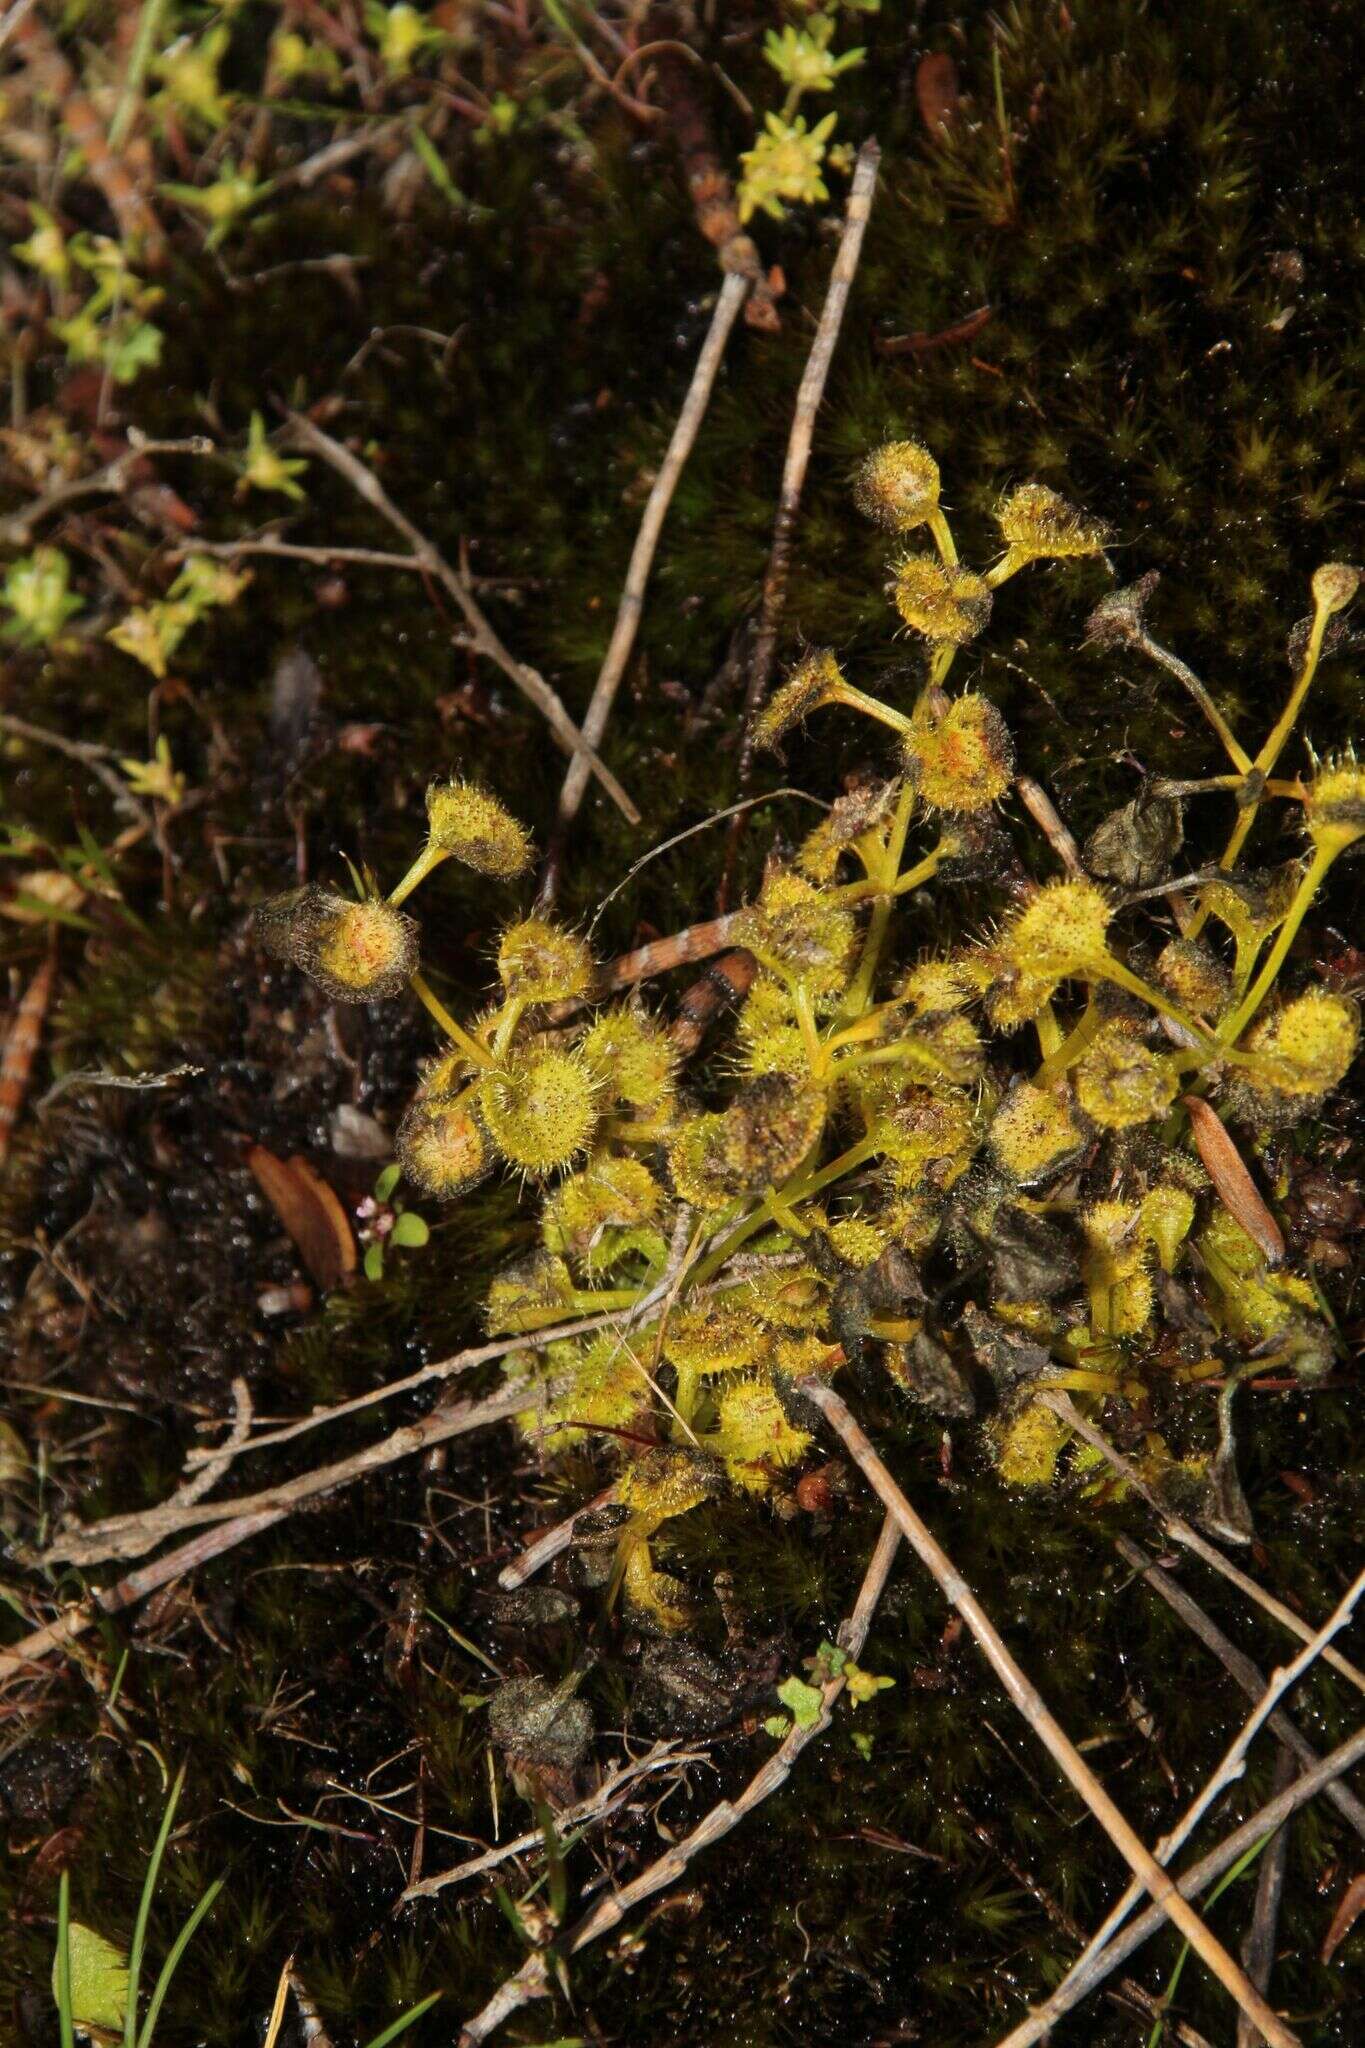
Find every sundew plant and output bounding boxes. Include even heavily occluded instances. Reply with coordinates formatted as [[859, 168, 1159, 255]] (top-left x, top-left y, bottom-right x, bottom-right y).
[[257, 441, 1363, 1627]]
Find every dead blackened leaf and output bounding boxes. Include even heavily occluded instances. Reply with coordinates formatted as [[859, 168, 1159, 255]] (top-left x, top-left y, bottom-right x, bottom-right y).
[[247, 1143, 356, 1290], [1182, 1096, 1285, 1265], [1084, 789, 1184, 889], [895, 1329, 976, 1418], [915, 52, 960, 141], [978, 1204, 1081, 1304], [489, 1669, 593, 1804], [960, 1302, 1049, 1389], [1320, 1871, 1365, 1963]]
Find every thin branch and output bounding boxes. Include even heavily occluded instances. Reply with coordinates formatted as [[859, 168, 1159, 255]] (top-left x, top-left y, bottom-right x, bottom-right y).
[[1236, 1747, 1296, 2048], [645, 31, 779, 329], [1015, 775, 1083, 873], [8, 12, 166, 261], [170, 535, 432, 573], [283, 409, 638, 822], [1035, 1554, 1365, 2039], [402, 1742, 700, 1901], [179, 530, 525, 588], [797, 1374, 1299, 2048], [184, 1279, 684, 1475], [456, 1511, 902, 2044], [992, 1723, 1365, 2045], [540, 269, 750, 899], [0, 1509, 288, 1685], [1114, 1537, 1365, 1844], [1131, 625, 1252, 775], [0, 0, 41, 57], [164, 1377, 253, 1510], [0, 952, 55, 1170], [966, 1813, 1215, 2048], [723, 138, 881, 904], [270, 117, 405, 193], [44, 1373, 568, 1569], [287, 1967, 338, 2048], [1042, 1392, 1365, 1699], [0, 711, 155, 826], [498, 1484, 616, 1591], [0, 436, 214, 549]]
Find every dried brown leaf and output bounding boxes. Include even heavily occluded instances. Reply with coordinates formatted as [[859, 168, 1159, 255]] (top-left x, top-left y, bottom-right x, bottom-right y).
[[0, 953, 56, 1167], [247, 1144, 356, 1291], [915, 52, 960, 140], [1182, 1095, 1285, 1265], [1320, 1871, 1365, 1963]]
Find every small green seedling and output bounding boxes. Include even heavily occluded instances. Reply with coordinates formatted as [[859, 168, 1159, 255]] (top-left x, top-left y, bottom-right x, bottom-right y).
[[359, 1163, 431, 1282]]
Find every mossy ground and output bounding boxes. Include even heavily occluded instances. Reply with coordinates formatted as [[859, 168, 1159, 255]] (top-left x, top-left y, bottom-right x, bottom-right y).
[[3, 3, 1364, 2043]]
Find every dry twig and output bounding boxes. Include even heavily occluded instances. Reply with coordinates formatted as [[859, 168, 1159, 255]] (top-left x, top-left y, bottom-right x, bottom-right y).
[[1042, 1393, 1365, 1699], [402, 1742, 702, 1901], [645, 22, 781, 330], [9, 12, 165, 261], [539, 268, 750, 900], [497, 1484, 616, 1591], [44, 1373, 568, 1569], [0, 436, 213, 549], [162, 1377, 254, 1511], [0, 1509, 287, 1686], [1014, 775, 1083, 873], [184, 1280, 683, 1475], [1237, 1747, 1296, 2048], [994, 1722, 1365, 2046], [0, 711, 153, 825], [1026, 1553, 1365, 2044], [722, 139, 881, 904], [456, 1511, 902, 2044], [1114, 1537, 1365, 1843], [0, 952, 56, 1170], [796, 1375, 1300, 2048], [284, 409, 638, 821]]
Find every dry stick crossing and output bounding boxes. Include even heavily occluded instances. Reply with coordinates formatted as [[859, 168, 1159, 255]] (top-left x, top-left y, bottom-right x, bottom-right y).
[[798, 1375, 1302, 2048]]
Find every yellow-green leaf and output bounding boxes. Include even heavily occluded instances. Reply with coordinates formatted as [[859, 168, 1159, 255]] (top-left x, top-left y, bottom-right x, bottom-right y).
[[53, 1922, 129, 2031]]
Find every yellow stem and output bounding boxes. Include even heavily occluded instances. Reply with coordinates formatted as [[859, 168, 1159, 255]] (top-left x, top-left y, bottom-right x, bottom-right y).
[[1034, 1001, 1062, 1060], [824, 1001, 906, 1054], [1255, 602, 1330, 775], [690, 1133, 880, 1289], [842, 782, 918, 1017], [832, 682, 914, 735], [927, 508, 958, 567], [388, 841, 447, 908], [492, 997, 526, 1059], [984, 549, 1027, 590], [1033, 995, 1102, 1087], [1218, 843, 1336, 1043], [791, 981, 824, 1075], [1193, 597, 1330, 922], [1094, 955, 1219, 1048], [410, 972, 493, 1067]]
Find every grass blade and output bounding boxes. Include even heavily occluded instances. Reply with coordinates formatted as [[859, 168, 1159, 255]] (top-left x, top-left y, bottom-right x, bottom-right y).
[[56, 1870, 75, 2048], [136, 1877, 223, 2048], [124, 1764, 185, 2048], [360, 1989, 442, 2048]]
